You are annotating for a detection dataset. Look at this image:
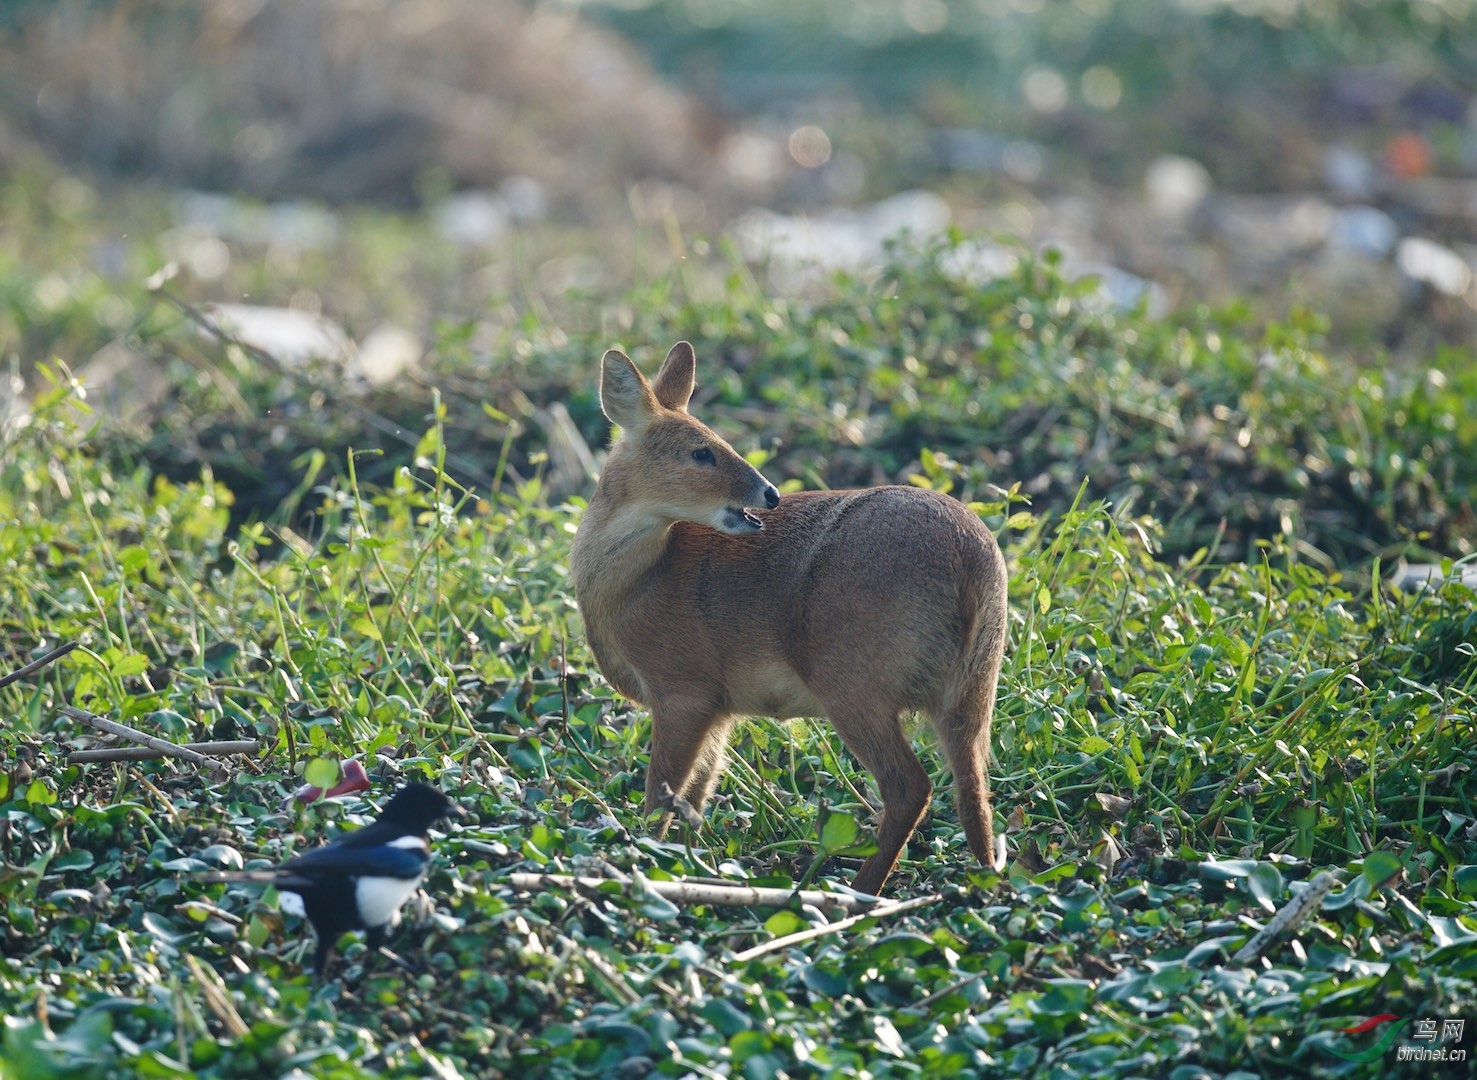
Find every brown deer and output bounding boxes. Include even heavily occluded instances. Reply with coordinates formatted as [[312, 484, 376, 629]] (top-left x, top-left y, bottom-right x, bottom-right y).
[[570, 342, 1009, 894]]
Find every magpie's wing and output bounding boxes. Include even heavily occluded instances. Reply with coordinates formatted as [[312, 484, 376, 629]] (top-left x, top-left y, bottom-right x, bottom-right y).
[[199, 838, 428, 885], [328, 818, 418, 850], [278, 839, 429, 881]]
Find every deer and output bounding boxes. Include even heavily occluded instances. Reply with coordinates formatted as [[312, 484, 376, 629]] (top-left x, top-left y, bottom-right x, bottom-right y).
[[569, 342, 1009, 895]]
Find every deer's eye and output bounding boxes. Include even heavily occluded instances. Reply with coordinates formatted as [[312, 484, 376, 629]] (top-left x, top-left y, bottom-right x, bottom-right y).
[[691, 447, 717, 466]]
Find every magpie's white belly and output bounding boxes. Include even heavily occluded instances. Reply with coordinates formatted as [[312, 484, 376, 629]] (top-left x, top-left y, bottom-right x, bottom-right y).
[[355, 873, 425, 928]]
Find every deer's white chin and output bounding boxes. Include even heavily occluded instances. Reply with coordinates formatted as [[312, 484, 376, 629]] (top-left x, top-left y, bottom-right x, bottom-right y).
[[714, 506, 765, 534]]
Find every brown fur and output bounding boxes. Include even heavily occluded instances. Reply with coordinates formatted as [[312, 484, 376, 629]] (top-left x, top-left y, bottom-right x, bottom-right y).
[[570, 342, 1009, 894]]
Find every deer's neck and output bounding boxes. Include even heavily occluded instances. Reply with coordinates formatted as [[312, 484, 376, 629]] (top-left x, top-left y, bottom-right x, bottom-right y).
[[570, 485, 676, 623]]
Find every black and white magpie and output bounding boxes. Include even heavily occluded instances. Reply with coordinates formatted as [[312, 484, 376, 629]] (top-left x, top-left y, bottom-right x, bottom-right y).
[[201, 782, 465, 974]]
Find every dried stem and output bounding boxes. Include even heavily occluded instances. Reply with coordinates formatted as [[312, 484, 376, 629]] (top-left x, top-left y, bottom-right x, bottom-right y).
[[0, 642, 79, 690], [68, 740, 259, 763], [509, 871, 913, 917], [730, 893, 942, 963], [58, 706, 228, 775]]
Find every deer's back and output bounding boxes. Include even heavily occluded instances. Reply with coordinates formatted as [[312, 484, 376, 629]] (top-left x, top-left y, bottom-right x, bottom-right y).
[[631, 486, 1005, 717]]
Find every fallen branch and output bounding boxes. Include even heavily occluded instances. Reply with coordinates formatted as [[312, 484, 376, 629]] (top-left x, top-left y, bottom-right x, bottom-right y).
[[579, 947, 644, 1007], [1231, 871, 1339, 963], [185, 954, 249, 1039], [0, 642, 79, 690], [509, 872, 890, 914], [731, 893, 942, 963], [58, 706, 228, 775], [68, 740, 259, 763]]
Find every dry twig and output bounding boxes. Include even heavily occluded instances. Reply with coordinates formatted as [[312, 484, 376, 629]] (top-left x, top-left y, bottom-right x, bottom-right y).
[[508, 872, 889, 914], [730, 893, 942, 963], [58, 706, 229, 775], [1231, 871, 1339, 963], [68, 740, 259, 763], [185, 954, 249, 1038], [0, 642, 79, 690]]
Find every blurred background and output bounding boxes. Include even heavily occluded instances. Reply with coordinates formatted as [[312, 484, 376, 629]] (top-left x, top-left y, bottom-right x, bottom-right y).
[[3, 0, 1474, 344]]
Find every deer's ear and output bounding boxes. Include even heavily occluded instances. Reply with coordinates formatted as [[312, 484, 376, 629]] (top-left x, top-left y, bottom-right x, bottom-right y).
[[650, 341, 696, 412], [599, 349, 658, 431]]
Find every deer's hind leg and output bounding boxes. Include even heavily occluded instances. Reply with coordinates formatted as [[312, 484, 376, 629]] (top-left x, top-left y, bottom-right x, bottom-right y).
[[933, 668, 1004, 872], [821, 703, 933, 896]]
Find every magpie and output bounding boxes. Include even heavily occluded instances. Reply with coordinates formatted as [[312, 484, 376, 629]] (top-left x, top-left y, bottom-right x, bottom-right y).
[[201, 782, 465, 974]]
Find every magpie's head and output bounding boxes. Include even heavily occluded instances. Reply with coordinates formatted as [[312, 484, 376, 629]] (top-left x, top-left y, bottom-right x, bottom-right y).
[[378, 782, 467, 832]]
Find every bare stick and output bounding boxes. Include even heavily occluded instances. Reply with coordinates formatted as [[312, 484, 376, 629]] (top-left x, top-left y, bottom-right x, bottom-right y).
[[0, 642, 79, 690], [185, 954, 249, 1039], [58, 706, 226, 773], [1231, 871, 1339, 963], [68, 740, 259, 763], [730, 893, 942, 963], [580, 947, 643, 1007], [509, 872, 900, 914]]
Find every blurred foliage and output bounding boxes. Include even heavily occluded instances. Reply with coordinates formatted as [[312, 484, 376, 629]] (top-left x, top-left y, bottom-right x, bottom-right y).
[[587, 0, 1477, 107], [1, 157, 1473, 567], [586, 0, 1477, 190]]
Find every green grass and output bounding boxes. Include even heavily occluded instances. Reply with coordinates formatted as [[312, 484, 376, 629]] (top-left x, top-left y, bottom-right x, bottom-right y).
[[2, 236, 1475, 1074]]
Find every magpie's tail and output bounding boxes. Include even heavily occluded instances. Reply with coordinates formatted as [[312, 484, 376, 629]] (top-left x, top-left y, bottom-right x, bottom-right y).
[[197, 869, 312, 888], [312, 936, 336, 977]]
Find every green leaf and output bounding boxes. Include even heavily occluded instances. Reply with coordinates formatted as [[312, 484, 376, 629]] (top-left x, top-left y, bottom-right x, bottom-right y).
[[54, 849, 94, 872], [1290, 803, 1319, 859], [177, 901, 215, 924], [1322, 877, 1367, 910], [245, 914, 271, 949], [763, 910, 806, 937], [635, 891, 680, 922], [1199, 859, 1261, 882], [1032, 863, 1078, 885], [26, 778, 57, 806], [800, 963, 849, 997], [863, 933, 938, 963], [819, 811, 860, 853], [201, 641, 240, 673], [870, 1014, 907, 1057], [631, 874, 680, 921], [303, 757, 342, 791], [197, 844, 244, 870], [141, 911, 189, 946], [48, 888, 97, 906], [1037, 980, 1094, 1015], [110, 653, 150, 677], [1246, 862, 1285, 912], [701, 998, 753, 1037], [148, 709, 188, 735], [117, 544, 151, 574], [1080, 734, 1111, 755], [1360, 851, 1403, 890]]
